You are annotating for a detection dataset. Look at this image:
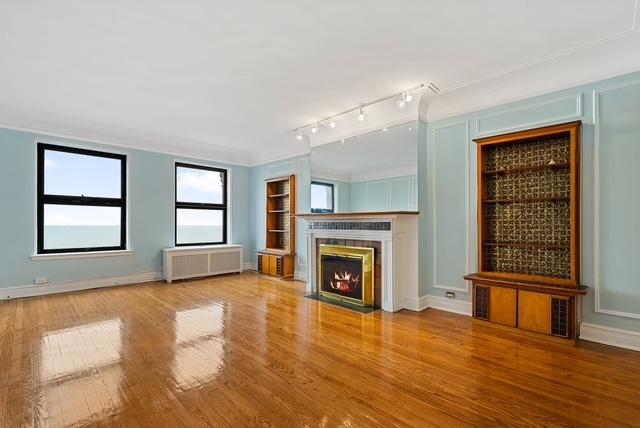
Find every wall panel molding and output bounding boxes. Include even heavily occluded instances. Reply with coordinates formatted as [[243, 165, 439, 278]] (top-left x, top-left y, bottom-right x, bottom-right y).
[[431, 121, 470, 293], [592, 81, 640, 319], [475, 94, 583, 138]]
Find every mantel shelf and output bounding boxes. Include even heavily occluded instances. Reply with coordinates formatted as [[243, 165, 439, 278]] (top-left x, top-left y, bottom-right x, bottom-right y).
[[268, 210, 289, 213], [483, 196, 570, 204], [268, 193, 289, 198], [268, 229, 286, 233], [483, 163, 570, 175]]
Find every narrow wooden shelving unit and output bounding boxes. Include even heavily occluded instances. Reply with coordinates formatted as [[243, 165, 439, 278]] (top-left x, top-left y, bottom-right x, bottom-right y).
[[257, 175, 296, 279], [465, 121, 587, 342]]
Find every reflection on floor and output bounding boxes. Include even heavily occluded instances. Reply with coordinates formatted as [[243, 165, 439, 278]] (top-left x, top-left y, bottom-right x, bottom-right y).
[[1, 272, 639, 427], [172, 304, 226, 390]]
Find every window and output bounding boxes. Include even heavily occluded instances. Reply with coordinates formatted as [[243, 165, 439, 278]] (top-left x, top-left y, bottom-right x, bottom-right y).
[[175, 163, 227, 245], [37, 143, 127, 254], [311, 181, 335, 213]]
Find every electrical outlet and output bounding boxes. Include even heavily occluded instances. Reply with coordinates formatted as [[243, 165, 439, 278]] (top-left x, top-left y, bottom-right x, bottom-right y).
[[445, 291, 455, 299], [34, 277, 48, 285]]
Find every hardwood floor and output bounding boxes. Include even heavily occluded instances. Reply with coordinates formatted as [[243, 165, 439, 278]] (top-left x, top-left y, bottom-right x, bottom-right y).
[[1, 272, 639, 427]]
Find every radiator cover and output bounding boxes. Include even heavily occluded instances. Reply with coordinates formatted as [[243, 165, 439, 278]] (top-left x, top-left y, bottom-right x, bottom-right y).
[[163, 245, 243, 283]]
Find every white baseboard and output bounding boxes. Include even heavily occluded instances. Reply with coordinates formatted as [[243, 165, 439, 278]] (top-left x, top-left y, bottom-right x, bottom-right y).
[[243, 262, 257, 271], [0, 271, 162, 300], [580, 323, 640, 352], [401, 295, 472, 314], [294, 270, 307, 282], [402, 296, 430, 312], [425, 295, 473, 316]]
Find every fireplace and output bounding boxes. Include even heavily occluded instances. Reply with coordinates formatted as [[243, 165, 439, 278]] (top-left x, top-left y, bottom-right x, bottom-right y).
[[319, 245, 374, 307]]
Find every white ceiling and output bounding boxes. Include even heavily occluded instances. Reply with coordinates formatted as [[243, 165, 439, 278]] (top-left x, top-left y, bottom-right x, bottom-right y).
[[0, 1, 638, 165], [311, 122, 417, 181]]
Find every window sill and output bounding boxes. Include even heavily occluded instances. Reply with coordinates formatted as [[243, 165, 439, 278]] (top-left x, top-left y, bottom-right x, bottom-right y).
[[164, 244, 242, 253], [31, 249, 134, 261]]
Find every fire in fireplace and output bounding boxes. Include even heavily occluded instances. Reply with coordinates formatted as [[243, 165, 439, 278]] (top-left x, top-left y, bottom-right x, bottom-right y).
[[319, 245, 374, 307]]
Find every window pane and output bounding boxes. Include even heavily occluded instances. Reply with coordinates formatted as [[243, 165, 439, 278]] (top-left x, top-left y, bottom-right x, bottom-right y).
[[44, 150, 122, 198], [176, 166, 224, 204], [176, 209, 223, 244], [43, 205, 121, 250], [311, 183, 333, 212]]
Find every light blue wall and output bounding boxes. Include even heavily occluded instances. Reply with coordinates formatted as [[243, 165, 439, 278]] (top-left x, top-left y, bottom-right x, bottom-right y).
[[0, 128, 251, 289], [250, 156, 311, 274], [349, 175, 418, 212], [419, 71, 640, 332]]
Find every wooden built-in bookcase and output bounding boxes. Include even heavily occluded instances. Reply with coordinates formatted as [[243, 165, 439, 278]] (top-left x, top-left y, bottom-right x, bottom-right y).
[[257, 175, 296, 279], [465, 122, 587, 342]]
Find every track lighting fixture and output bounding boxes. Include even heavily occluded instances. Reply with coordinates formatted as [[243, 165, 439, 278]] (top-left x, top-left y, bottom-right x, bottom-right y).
[[289, 83, 432, 138]]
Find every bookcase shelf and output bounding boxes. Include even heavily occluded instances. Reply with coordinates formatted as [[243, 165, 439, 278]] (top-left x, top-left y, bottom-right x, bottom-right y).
[[483, 196, 570, 204], [483, 162, 570, 175]]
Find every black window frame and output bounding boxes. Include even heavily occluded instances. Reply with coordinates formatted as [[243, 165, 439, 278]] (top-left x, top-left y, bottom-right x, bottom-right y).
[[310, 181, 335, 213], [175, 162, 228, 246], [37, 143, 127, 254]]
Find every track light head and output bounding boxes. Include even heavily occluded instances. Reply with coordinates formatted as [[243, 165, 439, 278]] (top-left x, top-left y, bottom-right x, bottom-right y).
[[296, 131, 303, 141], [405, 92, 413, 102], [329, 119, 336, 128], [311, 123, 319, 133], [358, 108, 364, 121], [396, 93, 407, 110]]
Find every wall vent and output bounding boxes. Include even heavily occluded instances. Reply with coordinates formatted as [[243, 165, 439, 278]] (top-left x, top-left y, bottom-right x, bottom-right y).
[[551, 297, 569, 337], [474, 285, 489, 320]]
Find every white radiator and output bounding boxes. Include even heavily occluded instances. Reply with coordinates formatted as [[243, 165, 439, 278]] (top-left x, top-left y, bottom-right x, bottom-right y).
[[163, 245, 243, 283]]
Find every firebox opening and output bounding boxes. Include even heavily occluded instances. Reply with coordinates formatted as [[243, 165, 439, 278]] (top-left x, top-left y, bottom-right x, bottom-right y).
[[321, 255, 363, 300], [318, 245, 374, 307]]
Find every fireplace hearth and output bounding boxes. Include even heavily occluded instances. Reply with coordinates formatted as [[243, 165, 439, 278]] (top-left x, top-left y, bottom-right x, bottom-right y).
[[319, 245, 374, 307]]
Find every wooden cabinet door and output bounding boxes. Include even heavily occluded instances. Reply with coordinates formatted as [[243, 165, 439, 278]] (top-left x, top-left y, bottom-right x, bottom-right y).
[[268, 256, 278, 276], [518, 291, 551, 334], [260, 255, 270, 275], [489, 287, 517, 327]]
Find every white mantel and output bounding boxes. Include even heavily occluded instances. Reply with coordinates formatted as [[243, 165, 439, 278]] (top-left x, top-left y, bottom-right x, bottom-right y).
[[297, 211, 420, 312]]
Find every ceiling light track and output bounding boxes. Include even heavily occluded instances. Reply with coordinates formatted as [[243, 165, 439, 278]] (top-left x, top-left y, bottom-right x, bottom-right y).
[[290, 83, 433, 138]]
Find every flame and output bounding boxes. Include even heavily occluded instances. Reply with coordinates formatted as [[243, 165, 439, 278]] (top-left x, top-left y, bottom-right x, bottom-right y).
[[330, 271, 360, 292]]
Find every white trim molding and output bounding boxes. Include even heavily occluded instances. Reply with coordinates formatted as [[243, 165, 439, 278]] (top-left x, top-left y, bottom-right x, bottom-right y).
[[431, 121, 470, 293], [31, 249, 134, 261], [580, 323, 640, 352], [402, 295, 429, 312], [243, 262, 257, 271], [0, 270, 162, 300], [474, 93, 583, 138], [592, 81, 640, 320], [294, 270, 308, 282], [426, 295, 473, 316]]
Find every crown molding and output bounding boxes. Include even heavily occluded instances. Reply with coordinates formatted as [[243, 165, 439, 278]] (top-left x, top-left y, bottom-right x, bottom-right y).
[[0, 105, 253, 166], [420, 32, 640, 123]]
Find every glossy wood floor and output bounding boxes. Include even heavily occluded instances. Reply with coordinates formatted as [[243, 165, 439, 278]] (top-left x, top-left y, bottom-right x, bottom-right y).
[[1, 273, 639, 427]]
